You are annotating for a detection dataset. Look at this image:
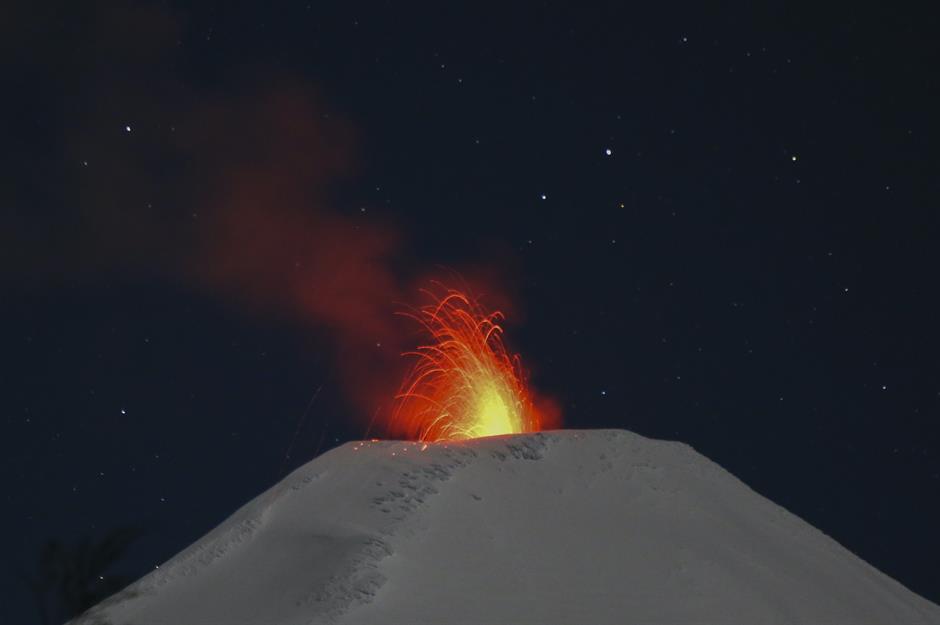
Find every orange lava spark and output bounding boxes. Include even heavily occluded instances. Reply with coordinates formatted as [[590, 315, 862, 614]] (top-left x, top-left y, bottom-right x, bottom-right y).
[[392, 285, 546, 442]]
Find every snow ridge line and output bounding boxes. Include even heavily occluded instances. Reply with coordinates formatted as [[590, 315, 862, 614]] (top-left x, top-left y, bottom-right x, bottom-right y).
[[303, 434, 553, 623], [301, 444, 482, 623]]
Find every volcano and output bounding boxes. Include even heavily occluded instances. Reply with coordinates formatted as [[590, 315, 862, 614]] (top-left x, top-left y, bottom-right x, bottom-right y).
[[73, 430, 939, 624]]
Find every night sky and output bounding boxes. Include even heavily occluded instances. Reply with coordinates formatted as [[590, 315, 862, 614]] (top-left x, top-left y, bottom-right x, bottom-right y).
[[4, 2, 940, 622]]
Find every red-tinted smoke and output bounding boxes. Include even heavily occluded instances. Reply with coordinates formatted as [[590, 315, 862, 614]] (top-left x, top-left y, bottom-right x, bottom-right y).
[[3, 2, 555, 433]]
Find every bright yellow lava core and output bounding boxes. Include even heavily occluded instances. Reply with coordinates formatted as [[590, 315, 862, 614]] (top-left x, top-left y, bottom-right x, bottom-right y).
[[466, 384, 515, 438]]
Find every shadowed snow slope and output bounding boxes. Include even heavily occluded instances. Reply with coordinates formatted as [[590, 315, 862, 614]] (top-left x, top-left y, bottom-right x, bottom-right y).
[[74, 430, 940, 625]]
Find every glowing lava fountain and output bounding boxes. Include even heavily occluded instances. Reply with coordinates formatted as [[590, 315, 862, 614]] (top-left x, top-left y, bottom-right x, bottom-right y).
[[392, 286, 548, 442]]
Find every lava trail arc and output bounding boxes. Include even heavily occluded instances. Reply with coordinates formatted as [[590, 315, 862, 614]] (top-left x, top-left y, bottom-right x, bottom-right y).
[[391, 285, 551, 442]]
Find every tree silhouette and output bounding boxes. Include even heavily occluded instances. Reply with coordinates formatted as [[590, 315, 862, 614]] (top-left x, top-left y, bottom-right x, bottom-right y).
[[25, 526, 144, 624]]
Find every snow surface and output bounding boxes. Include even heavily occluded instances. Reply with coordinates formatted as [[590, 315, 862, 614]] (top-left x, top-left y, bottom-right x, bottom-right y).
[[74, 430, 940, 624]]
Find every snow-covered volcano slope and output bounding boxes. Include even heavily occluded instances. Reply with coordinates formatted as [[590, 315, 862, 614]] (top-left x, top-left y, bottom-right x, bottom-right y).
[[75, 430, 940, 625]]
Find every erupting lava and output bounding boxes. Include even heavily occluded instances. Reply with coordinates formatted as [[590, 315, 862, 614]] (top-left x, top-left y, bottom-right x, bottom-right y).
[[392, 285, 547, 442]]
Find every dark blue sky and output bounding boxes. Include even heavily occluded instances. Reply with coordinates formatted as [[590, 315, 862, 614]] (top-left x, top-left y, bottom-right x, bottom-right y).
[[3, 2, 939, 622]]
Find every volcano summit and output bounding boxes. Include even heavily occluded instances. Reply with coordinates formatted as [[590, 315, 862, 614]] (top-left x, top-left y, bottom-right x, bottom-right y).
[[73, 430, 940, 624]]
